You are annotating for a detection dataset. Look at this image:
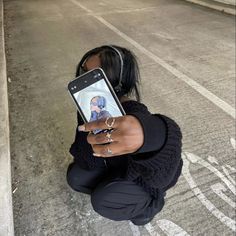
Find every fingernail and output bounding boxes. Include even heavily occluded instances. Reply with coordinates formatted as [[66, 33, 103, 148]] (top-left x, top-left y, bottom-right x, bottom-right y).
[[93, 153, 102, 157], [78, 125, 85, 131]]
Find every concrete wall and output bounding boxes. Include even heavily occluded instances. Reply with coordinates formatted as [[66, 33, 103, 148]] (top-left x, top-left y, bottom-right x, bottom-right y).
[[0, 0, 14, 235], [213, 0, 235, 5], [212, 0, 236, 6], [185, 0, 236, 15]]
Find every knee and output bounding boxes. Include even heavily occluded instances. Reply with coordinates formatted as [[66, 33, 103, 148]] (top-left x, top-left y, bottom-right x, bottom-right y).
[[66, 163, 77, 190], [91, 183, 115, 219], [66, 163, 92, 194], [90, 186, 106, 212], [90, 182, 130, 221]]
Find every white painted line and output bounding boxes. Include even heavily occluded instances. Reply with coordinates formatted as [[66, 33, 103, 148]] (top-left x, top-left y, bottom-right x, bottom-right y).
[[0, 0, 14, 235], [156, 219, 191, 236], [182, 153, 236, 231], [207, 155, 219, 165], [128, 222, 141, 236], [222, 166, 236, 185], [185, 152, 236, 194], [69, 0, 92, 13], [211, 183, 236, 208], [90, 7, 160, 16], [145, 223, 161, 236], [230, 138, 235, 150], [69, 0, 235, 119]]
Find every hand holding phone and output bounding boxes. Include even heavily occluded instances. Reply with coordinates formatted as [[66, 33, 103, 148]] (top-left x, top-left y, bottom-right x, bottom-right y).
[[68, 68, 145, 157], [80, 115, 145, 157], [68, 68, 125, 133]]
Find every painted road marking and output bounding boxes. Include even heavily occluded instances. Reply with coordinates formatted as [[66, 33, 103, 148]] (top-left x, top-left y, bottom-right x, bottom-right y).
[[156, 219, 190, 236], [145, 223, 161, 236], [128, 222, 141, 236], [182, 152, 236, 231], [69, 0, 235, 119], [211, 183, 235, 208]]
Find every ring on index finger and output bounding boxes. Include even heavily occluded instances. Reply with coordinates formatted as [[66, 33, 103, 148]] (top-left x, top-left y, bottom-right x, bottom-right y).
[[105, 117, 116, 129]]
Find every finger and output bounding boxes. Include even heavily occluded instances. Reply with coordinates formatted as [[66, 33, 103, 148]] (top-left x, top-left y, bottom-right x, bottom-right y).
[[91, 142, 122, 157], [78, 116, 121, 132], [87, 130, 119, 145]]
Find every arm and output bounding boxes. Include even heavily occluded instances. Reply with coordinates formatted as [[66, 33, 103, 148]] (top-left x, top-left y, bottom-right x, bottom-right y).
[[126, 113, 183, 189]]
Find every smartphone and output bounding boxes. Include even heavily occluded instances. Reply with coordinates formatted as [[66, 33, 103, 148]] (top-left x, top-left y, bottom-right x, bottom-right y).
[[68, 68, 125, 130]]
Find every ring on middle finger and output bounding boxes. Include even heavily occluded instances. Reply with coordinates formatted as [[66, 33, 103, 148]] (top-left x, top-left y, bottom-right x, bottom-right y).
[[107, 147, 113, 155], [106, 131, 113, 143]]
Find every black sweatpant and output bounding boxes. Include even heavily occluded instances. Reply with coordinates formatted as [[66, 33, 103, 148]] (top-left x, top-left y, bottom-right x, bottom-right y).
[[66, 162, 165, 221]]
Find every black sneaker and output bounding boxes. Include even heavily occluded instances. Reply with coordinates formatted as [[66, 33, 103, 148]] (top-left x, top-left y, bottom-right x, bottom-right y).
[[130, 216, 154, 226]]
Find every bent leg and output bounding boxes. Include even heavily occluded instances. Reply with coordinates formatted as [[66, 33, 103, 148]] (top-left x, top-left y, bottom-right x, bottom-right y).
[[91, 178, 165, 221], [66, 162, 108, 194]]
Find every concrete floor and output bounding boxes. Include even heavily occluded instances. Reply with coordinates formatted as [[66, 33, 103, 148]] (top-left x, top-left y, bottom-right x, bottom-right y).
[[3, 0, 235, 235]]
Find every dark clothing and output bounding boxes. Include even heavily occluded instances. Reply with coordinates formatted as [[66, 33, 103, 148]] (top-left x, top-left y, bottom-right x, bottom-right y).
[[69, 100, 183, 199], [67, 163, 165, 221], [67, 162, 108, 194]]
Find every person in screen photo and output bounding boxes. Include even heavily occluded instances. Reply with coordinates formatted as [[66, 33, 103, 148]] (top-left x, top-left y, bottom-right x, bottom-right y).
[[89, 96, 111, 122]]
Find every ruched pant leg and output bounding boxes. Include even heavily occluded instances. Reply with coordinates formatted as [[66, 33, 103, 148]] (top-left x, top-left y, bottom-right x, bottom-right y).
[[66, 162, 108, 194], [91, 178, 165, 221]]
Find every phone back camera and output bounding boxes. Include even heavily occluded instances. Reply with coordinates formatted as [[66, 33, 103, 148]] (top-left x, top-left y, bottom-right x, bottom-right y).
[[94, 73, 101, 79]]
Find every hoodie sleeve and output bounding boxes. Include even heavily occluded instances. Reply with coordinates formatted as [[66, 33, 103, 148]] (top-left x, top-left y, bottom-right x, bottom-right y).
[[122, 101, 183, 189]]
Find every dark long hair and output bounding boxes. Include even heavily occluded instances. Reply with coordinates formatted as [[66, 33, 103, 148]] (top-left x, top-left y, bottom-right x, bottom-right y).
[[76, 45, 141, 101]]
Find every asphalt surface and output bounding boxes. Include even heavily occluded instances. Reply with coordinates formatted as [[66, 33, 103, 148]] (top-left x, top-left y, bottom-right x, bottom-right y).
[[3, 0, 235, 235]]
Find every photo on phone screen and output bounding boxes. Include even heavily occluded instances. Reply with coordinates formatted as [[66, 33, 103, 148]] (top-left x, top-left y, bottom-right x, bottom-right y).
[[73, 78, 123, 122]]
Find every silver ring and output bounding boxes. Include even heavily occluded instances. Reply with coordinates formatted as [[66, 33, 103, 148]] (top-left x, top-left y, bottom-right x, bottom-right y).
[[107, 147, 113, 155], [105, 117, 116, 129]]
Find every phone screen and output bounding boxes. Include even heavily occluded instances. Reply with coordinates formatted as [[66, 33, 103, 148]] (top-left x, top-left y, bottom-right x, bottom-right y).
[[72, 78, 123, 123]]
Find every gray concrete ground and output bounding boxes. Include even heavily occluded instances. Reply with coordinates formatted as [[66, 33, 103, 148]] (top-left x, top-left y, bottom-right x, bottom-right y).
[[2, 0, 235, 235]]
